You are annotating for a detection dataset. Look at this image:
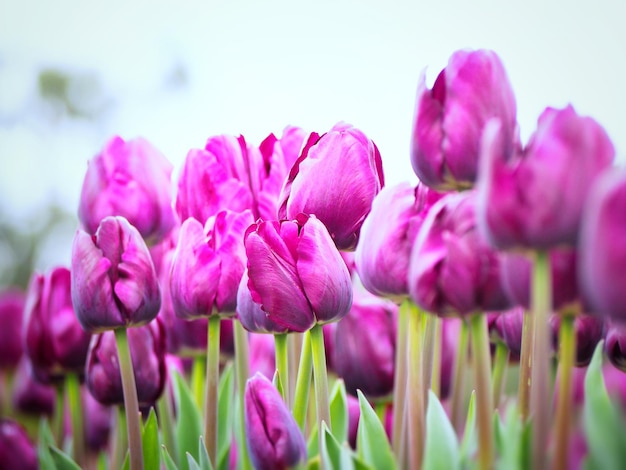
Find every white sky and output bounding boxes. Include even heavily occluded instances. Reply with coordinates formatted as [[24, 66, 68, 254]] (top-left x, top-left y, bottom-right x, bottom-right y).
[[0, 0, 624, 267]]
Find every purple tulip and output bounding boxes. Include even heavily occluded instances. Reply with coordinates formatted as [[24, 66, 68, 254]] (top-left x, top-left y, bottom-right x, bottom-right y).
[[237, 272, 289, 334], [0, 288, 25, 370], [12, 358, 55, 416], [408, 191, 510, 316], [0, 419, 37, 470], [78, 136, 176, 245], [170, 210, 253, 320], [244, 214, 353, 332], [71, 216, 161, 333], [248, 333, 276, 380], [333, 292, 397, 398], [24, 267, 91, 383], [244, 373, 306, 470], [84, 389, 113, 452], [477, 105, 615, 250], [605, 323, 626, 372], [347, 393, 360, 449], [86, 319, 166, 406], [278, 123, 385, 251], [355, 182, 446, 299], [490, 308, 525, 361], [410, 49, 518, 191], [550, 314, 605, 367], [579, 168, 626, 322]]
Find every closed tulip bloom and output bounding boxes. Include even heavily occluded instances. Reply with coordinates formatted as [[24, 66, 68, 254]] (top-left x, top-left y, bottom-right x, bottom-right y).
[[356, 182, 445, 299], [244, 214, 353, 332], [408, 191, 510, 316], [12, 358, 55, 416], [579, 168, 626, 322], [78, 136, 176, 244], [491, 307, 525, 360], [24, 267, 91, 383], [333, 293, 397, 398], [170, 210, 253, 320], [244, 373, 306, 470], [0, 288, 25, 370], [86, 319, 166, 406], [477, 106, 615, 250], [278, 123, 385, 251], [550, 314, 605, 367], [411, 49, 518, 191], [71, 216, 161, 333], [0, 419, 37, 470], [605, 323, 626, 372]]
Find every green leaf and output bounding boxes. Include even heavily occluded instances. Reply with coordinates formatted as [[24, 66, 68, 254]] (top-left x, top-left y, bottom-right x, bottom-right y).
[[307, 456, 321, 470], [96, 451, 108, 470], [162, 446, 179, 470], [217, 363, 234, 469], [187, 453, 202, 470], [198, 437, 214, 470], [37, 419, 56, 470], [356, 390, 396, 470], [49, 445, 81, 470], [459, 390, 476, 465], [423, 390, 460, 470], [307, 424, 319, 459], [329, 379, 349, 445], [174, 371, 203, 470], [142, 407, 160, 470], [320, 422, 354, 470], [583, 341, 626, 470], [272, 369, 285, 400]]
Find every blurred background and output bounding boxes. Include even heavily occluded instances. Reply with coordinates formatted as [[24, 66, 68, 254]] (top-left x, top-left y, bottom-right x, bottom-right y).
[[1, 0, 624, 289]]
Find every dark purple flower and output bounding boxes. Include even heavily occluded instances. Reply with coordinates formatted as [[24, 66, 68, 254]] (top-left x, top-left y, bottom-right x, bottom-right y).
[[11, 358, 55, 416], [550, 314, 605, 367], [0, 419, 37, 470], [0, 288, 26, 370], [490, 308, 525, 361], [605, 323, 626, 372]]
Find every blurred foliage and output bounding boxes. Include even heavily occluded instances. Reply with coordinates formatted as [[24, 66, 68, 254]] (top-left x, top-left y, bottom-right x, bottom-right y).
[[38, 68, 108, 119]]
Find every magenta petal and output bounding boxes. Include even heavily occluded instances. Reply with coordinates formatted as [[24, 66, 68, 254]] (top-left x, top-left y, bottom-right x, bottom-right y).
[[237, 273, 288, 334]]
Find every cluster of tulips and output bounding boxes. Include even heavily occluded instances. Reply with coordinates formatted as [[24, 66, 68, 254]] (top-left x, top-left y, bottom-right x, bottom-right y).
[[1, 48, 626, 470]]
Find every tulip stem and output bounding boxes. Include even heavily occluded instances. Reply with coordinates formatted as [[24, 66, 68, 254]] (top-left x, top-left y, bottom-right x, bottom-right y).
[[451, 319, 470, 434], [530, 250, 552, 470], [66, 372, 85, 467], [293, 332, 312, 431], [275, 333, 290, 406], [518, 310, 534, 421], [114, 327, 144, 470], [431, 317, 442, 398], [53, 383, 65, 446], [204, 315, 221, 468], [392, 300, 410, 463], [407, 302, 425, 469], [469, 313, 494, 470], [191, 356, 205, 411], [233, 320, 252, 470], [492, 342, 509, 409], [157, 391, 176, 464], [553, 313, 575, 470], [422, 312, 437, 403], [310, 324, 331, 450]]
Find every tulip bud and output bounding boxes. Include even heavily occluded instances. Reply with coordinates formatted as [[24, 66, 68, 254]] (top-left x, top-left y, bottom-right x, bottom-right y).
[[411, 49, 518, 191], [170, 210, 253, 320], [78, 136, 176, 245], [278, 123, 385, 251], [355, 182, 446, 300], [71, 216, 161, 333], [408, 191, 510, 316], [550, 314, 605, 367], [0, 419, 37, 470], [477, 106, 615, 250], [12, 358, 55, 416], [490, 308, 525, 361], [0, 288, 25, 370], [244, 373, 306, 470], [86, 320, 166, 405], [244, 214, 353, 332], [605, 323, 626, 372], [579, 168, 626, 321], [440, 317, 461, 399], [24, 267, 91, 383]]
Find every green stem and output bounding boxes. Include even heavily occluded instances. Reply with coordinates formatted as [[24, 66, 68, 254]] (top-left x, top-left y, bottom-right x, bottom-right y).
[[422, 312, 436, 402], [233, 320, 252, 470], [530, 250, 552, 470], [114, 327, 144, 470], [492, 342, 509, 409], [469, 314, 494, 470], [407, 303, 425, 468], [113, 408, 128, 470], [553, 314, 576, 470], [310, 323, 331, 453], [431, 317, 442, 398], [293, 332, 313, 431], [157, 392, 176, 464], [191, 356, 205, 411], [53, 383, 65, 446], [274, 333, 290, 406], [518, 310, 534, 421], [66, 373, 85, 466], [204, 315, 221, 468], [391, 300, 410, 462], [288, 334, 301, 405], [451, 319, 470, 434]]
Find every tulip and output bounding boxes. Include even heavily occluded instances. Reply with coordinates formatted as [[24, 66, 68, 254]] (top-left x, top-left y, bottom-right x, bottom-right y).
[[550, 314, 605, 367], [356, 182, 445, 299], [408, 191, 510, 316], [410, 49, 518, 191], [490, 308, 525, 361], [347, 393, 360, 449], [333, 293, 397, 398], [0, 288, 25, 370], [477, 105, 615, 250], [248, 333, 276, 380], [23, 267, 91, 383], [244, 214, 353, 332], [579, 168, 626, 322], [278, 123, 385, 251], [439, 317, 460, 400], [86, 320, 166, 406], [237, 272, 289, 334], [170, 210, 253, 320], [244, 373, 306, 470], [605, 323, 626, 372], [78, 135, 176, 245], [0, 419, 37, 470], [84, 390, 113, 452], [11, 358, 55, 416], [71, 216, 161, 333]]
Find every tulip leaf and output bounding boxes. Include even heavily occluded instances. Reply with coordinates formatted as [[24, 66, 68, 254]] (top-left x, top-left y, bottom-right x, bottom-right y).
[[423, 390, 460, 470], [492, 400, 531, 470], [321, 422, 355, 470], [173, 371, 203, 470], [356, 390, 396, 470], [459, 390, 476, 465], [186, 453, 202, 470], [583, 341, 626, 470], [162, 445, 179, 470], [329, 379, 349, 445], [142, 407, 160, 470], [97, 451, 108, 470], [307, 456, 321, 470], [217, 363, 234, 468], [37, 419, 56, 470], [272, 368, 285, 400], [49, 445, 81, 470], [198, 437, 214, 470], [307, 424, 319, 458]]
